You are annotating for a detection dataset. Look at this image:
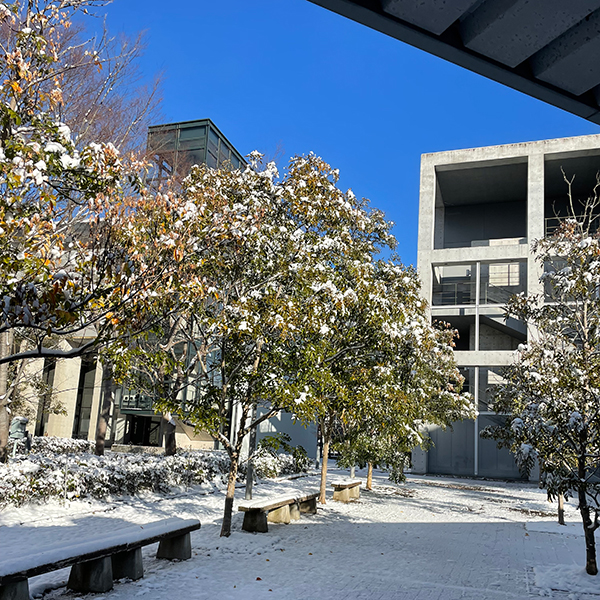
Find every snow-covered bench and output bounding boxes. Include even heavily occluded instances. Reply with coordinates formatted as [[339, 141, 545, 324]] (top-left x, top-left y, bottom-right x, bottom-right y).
[[238, 492, 319, 533], [0, 517, 200, 600], [331, 479, 361, 502]]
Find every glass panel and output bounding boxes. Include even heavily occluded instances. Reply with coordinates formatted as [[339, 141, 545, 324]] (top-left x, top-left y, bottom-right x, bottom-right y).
[[479, 261, 526, 304], [206, 151, 217, 169], [179, 125, 206, 141], [147, 128, 177, 153], [432, 264, 476, 306], [219, 147, 230, 166], [120, 390, 154, 413], [178, 139, 205, 151], [478, 367, 506, 411], [208, 129, 219, 155]]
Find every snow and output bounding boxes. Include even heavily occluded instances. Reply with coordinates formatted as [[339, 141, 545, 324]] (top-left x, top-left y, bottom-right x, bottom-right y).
[[1, 465, 598, 599]]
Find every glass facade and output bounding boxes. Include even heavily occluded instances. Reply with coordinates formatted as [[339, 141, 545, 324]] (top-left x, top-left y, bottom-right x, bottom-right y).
[[432, 260, 526, 307], [147, 119, 245, 187]]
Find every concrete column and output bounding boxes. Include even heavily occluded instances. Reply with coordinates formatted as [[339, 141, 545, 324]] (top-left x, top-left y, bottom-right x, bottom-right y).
[[45, 356, 82, 438], [417, 155, 437, 308], [87, 360, 103, 442], [527, 152, 545, 299]]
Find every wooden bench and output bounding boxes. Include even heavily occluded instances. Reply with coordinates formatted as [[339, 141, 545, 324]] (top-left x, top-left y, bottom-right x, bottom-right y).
[[238, 492, 319, 533], [331, 479, 362, 502], [0, 517, 200, 600]]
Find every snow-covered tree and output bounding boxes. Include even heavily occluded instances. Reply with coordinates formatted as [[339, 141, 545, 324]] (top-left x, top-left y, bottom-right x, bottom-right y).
[[334, 315, 471, 490], [0, 0, 167, 461], [486, 184, 600, 575], [291, 258, 473, 502]]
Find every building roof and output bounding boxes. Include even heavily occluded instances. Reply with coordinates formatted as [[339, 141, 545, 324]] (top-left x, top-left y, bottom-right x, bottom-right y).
[[308, 0, 600, 125]]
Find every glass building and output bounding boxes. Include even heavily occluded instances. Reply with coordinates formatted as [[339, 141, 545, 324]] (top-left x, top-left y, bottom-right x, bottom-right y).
[[146, 118, 246, 188]]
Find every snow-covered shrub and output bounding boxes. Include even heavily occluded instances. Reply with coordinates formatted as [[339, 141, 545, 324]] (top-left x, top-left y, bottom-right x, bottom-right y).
[[14, 436, 96, 456], [0, 449, 231, 508], [251, 448, 311, 479], [252, 433, 311, 478]]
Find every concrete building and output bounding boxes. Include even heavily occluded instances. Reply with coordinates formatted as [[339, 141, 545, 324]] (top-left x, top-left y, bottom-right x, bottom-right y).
[[414, 133, 600, 479]]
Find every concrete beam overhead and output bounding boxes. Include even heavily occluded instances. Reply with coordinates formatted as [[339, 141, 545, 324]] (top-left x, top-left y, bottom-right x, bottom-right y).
[[381, 0, 480, 36], [461, 0, 600, 68], [531, 8, 600, 96]]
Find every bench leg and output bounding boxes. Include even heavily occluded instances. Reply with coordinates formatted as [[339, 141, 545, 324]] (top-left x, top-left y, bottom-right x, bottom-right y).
[[112, 547, 144, 580], [68, 556, 113, 593], [157, 532, 192, 560], [349, 485, 360, 499], [267, 504, 291, 524], [289, 501, 301, 521], [0, 579, 29, 600], [242, 510, 268, 533], [299, 498, 317, 514], [333, 488, 350, 502]]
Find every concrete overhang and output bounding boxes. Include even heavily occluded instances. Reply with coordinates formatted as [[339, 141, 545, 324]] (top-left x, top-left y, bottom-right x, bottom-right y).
[[307, 0, 600, 125]]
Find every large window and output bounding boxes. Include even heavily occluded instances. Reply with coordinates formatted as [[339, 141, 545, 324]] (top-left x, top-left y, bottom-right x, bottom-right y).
[[432, 264, 476, 306], [433, 260, 526, 307]]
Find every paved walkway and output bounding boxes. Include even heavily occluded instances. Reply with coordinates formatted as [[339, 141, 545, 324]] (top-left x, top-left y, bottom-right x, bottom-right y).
[[1, 469, 594, 599]]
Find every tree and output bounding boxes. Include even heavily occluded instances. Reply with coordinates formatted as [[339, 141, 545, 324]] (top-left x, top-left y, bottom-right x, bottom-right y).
[[291, 257, 473, 502], [0, 0, 168, 461], [485, 181, 600, 575], [116, 152, 408, 535], [334, 317, 471, 490]]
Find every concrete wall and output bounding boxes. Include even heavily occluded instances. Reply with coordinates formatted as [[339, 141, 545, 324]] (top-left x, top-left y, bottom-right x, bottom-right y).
[[417, 133, 600, 480]]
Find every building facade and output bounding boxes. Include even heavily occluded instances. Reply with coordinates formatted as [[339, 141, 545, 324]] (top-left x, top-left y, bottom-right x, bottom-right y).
[[413, 133, 600, 479]]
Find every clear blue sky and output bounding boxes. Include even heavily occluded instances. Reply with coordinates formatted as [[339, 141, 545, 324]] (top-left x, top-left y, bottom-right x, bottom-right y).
[[97, 0, 598, 266]]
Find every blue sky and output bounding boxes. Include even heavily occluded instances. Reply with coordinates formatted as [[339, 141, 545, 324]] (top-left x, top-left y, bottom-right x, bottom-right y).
[[97, 0, 598, 266]]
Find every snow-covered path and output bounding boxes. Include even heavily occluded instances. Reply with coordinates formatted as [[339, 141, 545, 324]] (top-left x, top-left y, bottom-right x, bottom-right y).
[[0, 466, 595, 599]]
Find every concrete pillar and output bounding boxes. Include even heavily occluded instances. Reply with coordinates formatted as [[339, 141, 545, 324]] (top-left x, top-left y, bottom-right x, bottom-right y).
[[87, 359, 103, 442], [527, 152, 546, 299], [112, 548, 143, 580], [157, 533, 192, 560], [45, 355, 82, 438], [0, 579, 29, 600], [417, 155, 437, 306], [67, 557, 113, 593]]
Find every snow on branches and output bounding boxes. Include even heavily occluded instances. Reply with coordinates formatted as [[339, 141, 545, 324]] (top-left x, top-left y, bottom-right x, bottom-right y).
[[486, 192, 600, 575]]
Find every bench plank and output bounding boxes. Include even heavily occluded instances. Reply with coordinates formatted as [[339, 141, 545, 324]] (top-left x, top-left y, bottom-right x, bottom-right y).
[[0, 518, 200, 585], [238, 492, 318, 513]]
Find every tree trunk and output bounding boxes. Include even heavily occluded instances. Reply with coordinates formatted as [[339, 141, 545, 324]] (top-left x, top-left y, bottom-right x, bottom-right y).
[[578, 453, 598, 575], [367, 462, 373, 490], [220, 454, 239, 537], [580, 502, 598, 575], [319, 437, 330, 504], [0, 331, 13, 463], [95, 360, 114, 456], [163, 413, 176, 456], [558, 493, 565, 526]]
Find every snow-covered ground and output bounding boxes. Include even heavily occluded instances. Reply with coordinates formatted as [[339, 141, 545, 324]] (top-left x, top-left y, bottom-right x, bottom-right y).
[[0, 464, 596, 599]]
